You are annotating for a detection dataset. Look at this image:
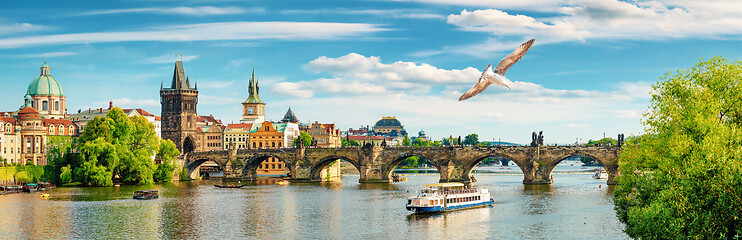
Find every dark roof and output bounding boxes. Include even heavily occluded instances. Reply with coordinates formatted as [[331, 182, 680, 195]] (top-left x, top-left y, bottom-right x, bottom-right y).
[[374, 117, 402, 127], [281, 108, 298, 122], [168, 61, 193, 90]]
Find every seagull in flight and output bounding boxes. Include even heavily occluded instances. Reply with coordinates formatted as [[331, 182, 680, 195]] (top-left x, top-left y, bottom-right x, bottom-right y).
[[459, 39, 535, 101]]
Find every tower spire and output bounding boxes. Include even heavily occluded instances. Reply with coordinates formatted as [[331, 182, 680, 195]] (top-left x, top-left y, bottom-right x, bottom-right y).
[[245, 66, 263, 103]]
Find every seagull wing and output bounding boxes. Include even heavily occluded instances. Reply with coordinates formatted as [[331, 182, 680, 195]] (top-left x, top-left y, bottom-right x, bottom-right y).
[[493, 39, 535, 75], [459, 64, 493, 101]]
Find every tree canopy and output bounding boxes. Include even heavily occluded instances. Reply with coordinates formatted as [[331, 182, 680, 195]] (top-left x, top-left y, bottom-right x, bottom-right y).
[[614, 57, 742, 239], [293, 132, 312, 147], [46, 107, 178, 186], [463, 134, 479, 146]]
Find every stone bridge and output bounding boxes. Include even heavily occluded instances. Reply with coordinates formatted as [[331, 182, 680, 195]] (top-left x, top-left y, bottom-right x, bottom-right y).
[[184, 145, 620, 185]]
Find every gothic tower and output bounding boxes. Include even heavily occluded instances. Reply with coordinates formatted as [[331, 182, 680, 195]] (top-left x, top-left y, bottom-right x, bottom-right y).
[[160, 61, 199, 154], [241, 67, 265, 123]]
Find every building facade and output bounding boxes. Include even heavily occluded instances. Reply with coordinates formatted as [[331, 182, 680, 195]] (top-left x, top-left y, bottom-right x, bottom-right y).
[[0, 107, 78, 165], [160, 61, 199, 155], [250, 121, 289, 176], [306, 121, 341, 147], [223, 123, 252, 149]]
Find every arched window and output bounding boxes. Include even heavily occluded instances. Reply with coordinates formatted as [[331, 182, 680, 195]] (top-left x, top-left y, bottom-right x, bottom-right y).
[[55, 101, 59, 111], [59, 126, 64, 135], [278, 142, 282, 147], [42, 101, 48, 110], [259, 142, 263, 148], [26, 137, 31, 153], [253, 142, 256, 148], [272, 142, 275, 147]]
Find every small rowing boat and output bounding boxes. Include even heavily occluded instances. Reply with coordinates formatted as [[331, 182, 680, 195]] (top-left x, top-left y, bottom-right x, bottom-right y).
[[214, 184, 246, 188], [133, 190, 159, 200]]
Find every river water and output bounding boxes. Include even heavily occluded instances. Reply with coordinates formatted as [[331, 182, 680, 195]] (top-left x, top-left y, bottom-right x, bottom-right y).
[[0, 165, 627, 239]]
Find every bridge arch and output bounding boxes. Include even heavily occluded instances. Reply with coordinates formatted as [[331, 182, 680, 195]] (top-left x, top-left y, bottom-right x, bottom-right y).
[[310, 155, 360, 181], [545, 151, 613, 183], [379, 152, 443, 182], [461, 153, 523, 183], [242, 154, 291, 181], [185, 157, 226, 179]]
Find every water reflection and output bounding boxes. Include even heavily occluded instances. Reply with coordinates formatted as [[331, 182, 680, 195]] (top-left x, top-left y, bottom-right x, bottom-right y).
[[0, 174, 627, 239]]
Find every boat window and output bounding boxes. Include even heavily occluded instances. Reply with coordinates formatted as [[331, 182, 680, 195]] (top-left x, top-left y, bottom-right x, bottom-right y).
[[408, 200, 412, 204]]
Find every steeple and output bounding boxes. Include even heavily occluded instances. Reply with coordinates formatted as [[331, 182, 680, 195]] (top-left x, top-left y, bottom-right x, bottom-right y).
[[170, 61, 191, 89], [282, 107, 298, 123], [245, 66, 263, 103], [40, 61, 50, 75]]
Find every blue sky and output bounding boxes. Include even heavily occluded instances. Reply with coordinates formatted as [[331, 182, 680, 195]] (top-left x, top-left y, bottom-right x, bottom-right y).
[[2, 0, 741, 144]]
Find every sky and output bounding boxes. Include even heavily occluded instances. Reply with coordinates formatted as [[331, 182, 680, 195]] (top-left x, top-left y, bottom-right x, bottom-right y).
[[2, 0, 742, 145]]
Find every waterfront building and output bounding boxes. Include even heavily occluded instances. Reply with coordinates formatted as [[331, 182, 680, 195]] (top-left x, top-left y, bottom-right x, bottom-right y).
[[0, 107, 78, 165], [348, 135, 395, 147], [241, 68, 265, 124], [250, 121, 288, 176], [24, 62, 67, 119], [66, 102, 161, 138], [306, 121, 341, 148], [160, 61, 199, 154], [373, 116, 406, 135], [197, 124, 225, 152], [0, 62, 78, 165], [223, 123, 253, 149]]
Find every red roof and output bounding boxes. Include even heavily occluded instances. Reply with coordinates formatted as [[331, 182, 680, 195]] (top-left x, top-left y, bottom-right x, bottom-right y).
[[18, 107, 39, 114], [197, 115, 222, 124], [155, 116, 161, 121], [0, 117, 16, 125], [226, 123, 253, 130], [43, 119, 76, 127]]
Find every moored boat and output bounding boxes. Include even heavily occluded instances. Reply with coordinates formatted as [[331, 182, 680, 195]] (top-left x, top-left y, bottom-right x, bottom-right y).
[[214, 184, 246, 188], [133, 190, 159, 200], [592, 169, 608, 179], [406, 182, 493, 213]]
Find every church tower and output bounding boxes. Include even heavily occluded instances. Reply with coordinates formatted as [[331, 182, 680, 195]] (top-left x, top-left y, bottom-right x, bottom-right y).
[[241, 68, 265, 123], [160, 61, 199, 154]]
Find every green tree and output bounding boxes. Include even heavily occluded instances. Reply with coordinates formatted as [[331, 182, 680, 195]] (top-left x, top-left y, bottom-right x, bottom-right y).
[[411, 137, 433, 147], [586, 138, 617, 146], [341, 138, 360, 147], [154, 139, 180, 182], [614, 57, 742, 239], [293, 132, 312, 147], [463, 134, 479, 146], [402, 135, 411, 146], [59, 165, 72, 184]]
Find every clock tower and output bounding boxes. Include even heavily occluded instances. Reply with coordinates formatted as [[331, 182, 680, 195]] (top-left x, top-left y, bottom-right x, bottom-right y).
[[241, 68, 265, 123]]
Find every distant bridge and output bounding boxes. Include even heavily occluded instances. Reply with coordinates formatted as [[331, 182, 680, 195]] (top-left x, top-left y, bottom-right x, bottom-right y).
[[184, 145, 620, 185]]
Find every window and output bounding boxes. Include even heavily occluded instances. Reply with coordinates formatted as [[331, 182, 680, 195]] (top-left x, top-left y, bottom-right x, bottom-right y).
[[253, 142, 256, 148], [272, 142, 275, 147], [278, 164, 281, 169], [42, 101, 48, 110], [26, 137, 31, 153], [55, 101, 59, 111]]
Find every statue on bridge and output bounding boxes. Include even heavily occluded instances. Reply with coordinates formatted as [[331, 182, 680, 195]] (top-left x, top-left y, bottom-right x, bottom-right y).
[[530, 131, 544, 147], [618, 134, 625, 147], [381, 138, 387, 147]]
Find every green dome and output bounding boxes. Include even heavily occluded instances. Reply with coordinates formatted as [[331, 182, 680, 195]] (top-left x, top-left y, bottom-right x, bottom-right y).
[[27, 63, 63, 96]]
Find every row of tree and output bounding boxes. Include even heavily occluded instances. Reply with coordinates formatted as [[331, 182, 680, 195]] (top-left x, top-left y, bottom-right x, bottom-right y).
[[44, 107, 180, 187]]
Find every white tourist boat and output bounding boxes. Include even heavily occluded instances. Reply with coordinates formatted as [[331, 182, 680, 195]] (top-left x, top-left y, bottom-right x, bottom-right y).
[[592, 169, 608, 179], [405, 183, 493, 213]]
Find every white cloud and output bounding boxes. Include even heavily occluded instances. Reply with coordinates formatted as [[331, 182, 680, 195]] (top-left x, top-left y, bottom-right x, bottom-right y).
[[565, 123, 590, 128], [77, 6, 260, 16], [0, 22, 389, 49], [95, 98, 159, 107], [0, 22, 45, 36], [416, 1, 742, 56], [280, 9, 445, 19], [142, 54, 198, 64], [614, 110, 641, 118], [3, 51, 78, 58]]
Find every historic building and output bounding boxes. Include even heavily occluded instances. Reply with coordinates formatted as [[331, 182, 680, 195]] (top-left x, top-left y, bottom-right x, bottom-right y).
[[160, 61, 199, 154], [348, 135, 395, 147], [411, 129, 429, 142], [66, 102, 161, 138], [251, 121, 288, 176], [0, 62, 78, 165], [241, 68, 265, 124], [24, 62, 67, 119], [224, 123, 253, 149], [305, 121, 341, 148], [0, 107, 77, 165], [373, 116, 406, 135]]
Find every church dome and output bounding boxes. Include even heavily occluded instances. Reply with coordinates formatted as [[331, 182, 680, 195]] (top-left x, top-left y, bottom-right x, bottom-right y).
[[27, 62, 64, 96], [374, 117, 402, 127], [418, 130, 426, 136]]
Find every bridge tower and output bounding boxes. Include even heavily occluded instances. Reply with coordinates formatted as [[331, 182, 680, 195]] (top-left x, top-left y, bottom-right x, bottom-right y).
[[160, 60, 199, 155]]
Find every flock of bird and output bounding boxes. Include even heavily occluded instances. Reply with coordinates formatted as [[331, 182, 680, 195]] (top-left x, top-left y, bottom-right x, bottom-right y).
[[459, 39, 535, 101]]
